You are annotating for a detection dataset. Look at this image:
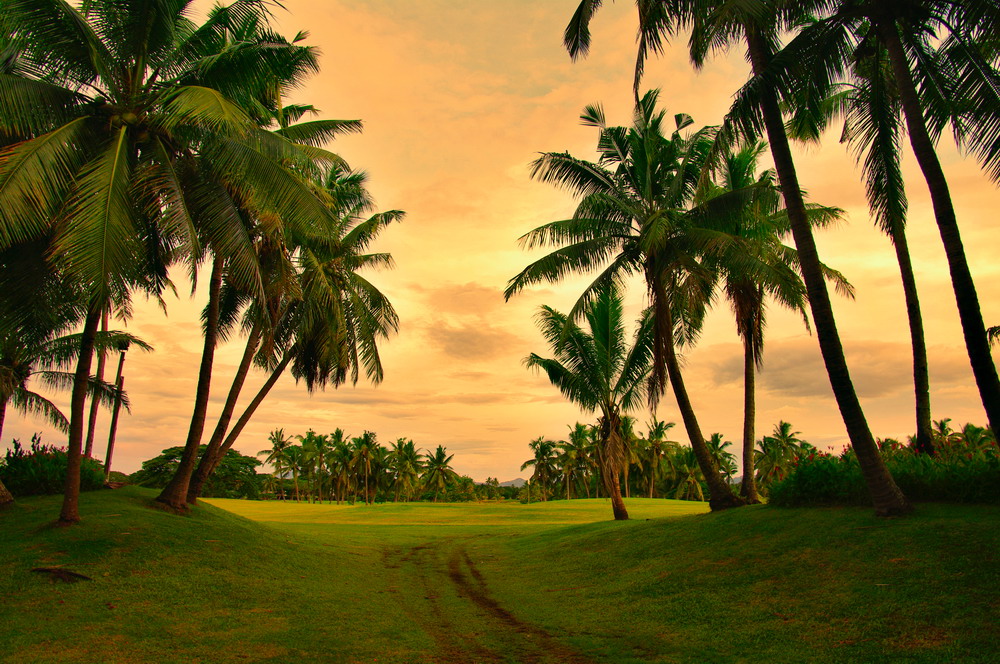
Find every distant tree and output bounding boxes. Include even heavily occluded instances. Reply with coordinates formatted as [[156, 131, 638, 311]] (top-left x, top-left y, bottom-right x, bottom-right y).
[[422, 445, 458, 503], [521, 437, 558, 502], [133, 446, 262, 500]]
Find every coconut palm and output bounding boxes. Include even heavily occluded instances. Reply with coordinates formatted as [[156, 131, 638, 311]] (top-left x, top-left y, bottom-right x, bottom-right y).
[[0, 0, 344, 522], [643, 419, 678, 498], [422, 445, 459, 503], [184, 167, 401, 495], [350, 431, 378, 505], [523, 283, 655, 520], [326, 432, 354, 504], [780, 0, 1000, 440], [257, 428, 293, 500], [706, 433, 738, 483], [507, 92, 754, 511], [389, 437, 423, 502], [521, 437, 559, 502], [558, 423, 592, 499], [562, 0, 911, 516]]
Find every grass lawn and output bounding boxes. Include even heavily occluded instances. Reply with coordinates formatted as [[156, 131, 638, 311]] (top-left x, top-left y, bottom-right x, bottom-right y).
[[1, 489, 996, 663]]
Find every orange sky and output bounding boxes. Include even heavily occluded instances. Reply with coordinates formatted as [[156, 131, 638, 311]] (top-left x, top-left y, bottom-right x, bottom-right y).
[[5, 1, 999, 482]]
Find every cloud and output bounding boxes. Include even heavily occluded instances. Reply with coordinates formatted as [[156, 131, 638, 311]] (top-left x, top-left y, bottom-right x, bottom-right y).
[[423, 319, 522, 360], [703, 338, 981, 400]]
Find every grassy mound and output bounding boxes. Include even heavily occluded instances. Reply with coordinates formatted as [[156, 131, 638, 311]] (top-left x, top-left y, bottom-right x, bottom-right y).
[[1, 491, 996, 663]]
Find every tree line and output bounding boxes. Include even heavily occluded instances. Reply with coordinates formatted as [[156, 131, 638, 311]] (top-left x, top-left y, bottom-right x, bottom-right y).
[[506, 0, 1000, 519], [256, 428, 482, 503]]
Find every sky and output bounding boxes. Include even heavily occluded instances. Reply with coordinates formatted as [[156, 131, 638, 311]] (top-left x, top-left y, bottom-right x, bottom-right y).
[[5, 1, 999, 482]]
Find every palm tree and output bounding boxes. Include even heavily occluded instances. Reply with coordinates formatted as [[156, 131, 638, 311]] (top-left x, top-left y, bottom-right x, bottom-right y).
[[558, 423, 591, 500], [185, 169, 402, 495], [643, 419, 678, 498], [326, 432, 354, 504], [0, 1, 340, 522], [785, 38, 935, 454], [521, 437, 559, 502], [422, 445, 459, 503], [507, 92, 750, 511], [258, 428, 293, 500], [782, 0, 1000, 439], [522, 283, 655, 520], [389, 438, 423, 502], [706, 433, 738, 483], [562, 0, 911, 516], [351, 431, 379, 505]]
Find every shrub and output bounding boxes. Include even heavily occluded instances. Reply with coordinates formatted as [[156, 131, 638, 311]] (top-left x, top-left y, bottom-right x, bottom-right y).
[[770, 429, 1000, 507], [0, 435, 106, 497], [130, 445, 264, 500]]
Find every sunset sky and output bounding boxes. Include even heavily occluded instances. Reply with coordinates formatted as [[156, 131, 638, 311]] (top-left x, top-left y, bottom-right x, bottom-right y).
[[5, 0, 998, 482]]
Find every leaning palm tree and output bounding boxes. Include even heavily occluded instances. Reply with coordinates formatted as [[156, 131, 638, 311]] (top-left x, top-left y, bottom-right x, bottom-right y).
[[780, 0, 1000, 439], [562, 0, 911, 516], [184, 167, 401, 498], [508, 92, 752, 511], [524, 283, 654, 520]]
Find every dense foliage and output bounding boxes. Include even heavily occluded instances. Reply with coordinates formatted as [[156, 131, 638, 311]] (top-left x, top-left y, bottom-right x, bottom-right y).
[[0, 435, 104, 497], [770, 422, 999, 506], [132, 446, 264, 500]]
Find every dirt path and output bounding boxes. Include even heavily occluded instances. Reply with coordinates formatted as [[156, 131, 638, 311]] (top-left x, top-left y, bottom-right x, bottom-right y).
[[382, 537, 595, 664]]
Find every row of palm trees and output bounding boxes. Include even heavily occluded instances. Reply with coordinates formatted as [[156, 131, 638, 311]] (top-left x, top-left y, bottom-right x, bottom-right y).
[[508, 0, 1000, 518], [0, 2, 399, 522], [521, 420, 811, 503], [257, 428, 465, 503]]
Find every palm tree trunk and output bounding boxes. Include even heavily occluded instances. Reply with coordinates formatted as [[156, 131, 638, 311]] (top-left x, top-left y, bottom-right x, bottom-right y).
[[0, 396, 7, 443], [156, 257, 224, 511], [877, 20, 1000, 437], [192, 350, 293, 492], [59, 305, 101, 526], [186, 324, 262, 503], [659, 302, 743, 511], [740, 336, 761, 503], [608, 470, 628, 520], [745, 27, 910, 516], [0, 476, 13, 507], [102, 349, 127, 481], [83, 309, 108, 458], [890, 225, 934, 453]]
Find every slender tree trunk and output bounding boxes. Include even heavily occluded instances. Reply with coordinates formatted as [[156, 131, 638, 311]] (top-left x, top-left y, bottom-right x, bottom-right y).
[[745, 27, 910, 516], [103, 349, 127, 481], [0, 396, 7, 444], [84, 309, 108, 458], [660, 304, 744, 511], [878, 21, 1000, 437], [186, 325, 263, 503], [156, 257, 224, 511], [0, 476, 13, 507], [59, 305, 101, 526], [199, 352, 294, 487], [740, 336, 761, 503], [891, 226, 934, 453], [608, 470, 628, 520]]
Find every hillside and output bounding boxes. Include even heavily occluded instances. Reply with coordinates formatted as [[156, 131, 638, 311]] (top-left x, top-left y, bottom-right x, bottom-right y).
[[1, 490, 996, 663]]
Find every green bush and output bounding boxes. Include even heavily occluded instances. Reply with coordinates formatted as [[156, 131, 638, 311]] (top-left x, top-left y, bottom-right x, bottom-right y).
[[770, 434, 1000, 507], [130, 445, 264, 500], [0, 435, 106, 497]]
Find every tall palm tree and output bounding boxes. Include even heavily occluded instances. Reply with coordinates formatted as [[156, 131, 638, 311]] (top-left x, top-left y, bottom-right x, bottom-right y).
[[562, 0, 911, 516], [0, 0, 340, 522], [421, 445, 459, 503], [704, 140, 850, 500], [508, 92, 753, 511], [558, 423, 591, 500], [781, 0, 1000, 438], [785, 37, 935, 454], [523, 283, 655, 520]]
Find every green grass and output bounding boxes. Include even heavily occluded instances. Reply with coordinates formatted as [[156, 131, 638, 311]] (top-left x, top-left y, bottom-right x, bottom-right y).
[[1, 489, 996, 663]]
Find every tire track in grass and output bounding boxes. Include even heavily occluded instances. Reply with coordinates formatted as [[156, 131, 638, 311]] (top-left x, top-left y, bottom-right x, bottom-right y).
[[384, 538, 596, 664]]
